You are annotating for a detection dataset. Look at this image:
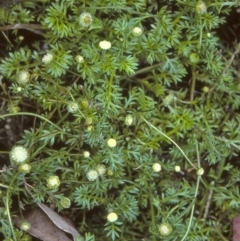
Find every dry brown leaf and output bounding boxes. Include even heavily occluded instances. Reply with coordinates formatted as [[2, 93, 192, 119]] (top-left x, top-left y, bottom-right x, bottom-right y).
[[13, 207, 72, 241], [37, 203, 82, 241], [233, 214, 240, 241]]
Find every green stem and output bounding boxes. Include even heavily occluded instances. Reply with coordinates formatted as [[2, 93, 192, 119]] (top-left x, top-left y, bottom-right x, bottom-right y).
[[199, 18, 203, 49], [190, 66, 196, 101], [107, 73, 114, 107], [0, 112, 62, 131], [148, 188, 156, 241], [140, 116, 195, 168], [6, 174, 19, 241], [180, 175, 201, 241]]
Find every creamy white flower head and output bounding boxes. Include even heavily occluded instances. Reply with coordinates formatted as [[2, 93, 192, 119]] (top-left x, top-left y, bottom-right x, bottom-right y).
[[196, 1, 207, 14], [107, 212, 118, 222], [17, 86, 22, 92], [125, 114, 133, 126], [132, 27, 143, 36], [20, 221, 31, 231], [86, 170, 98, 181], [174, 165, 181, 172], [107, 138, 117, 148], [96, 164, 106, 176], [17, 70, 30, 85], [42, 53, 53, 64], [47, 175, 61, 189], [152, 163, 161, 172], [83, 151, 90, 158], [79, 12, 93, 27], [76, 55, 84, 63], [67, 102, 79, 113], [10, 146, 29, 163], [197, 167, 204, 176], [158, 223, 172, 236], [99, 40, 111, 50]]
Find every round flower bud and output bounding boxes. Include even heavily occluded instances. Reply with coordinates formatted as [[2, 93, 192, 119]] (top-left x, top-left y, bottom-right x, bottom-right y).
[[83, 151, 90, 158], [76, 55, 84, 63], [20, 221, 31, 231], [152, 163, 161, 172], [107, 138, 117, 148], [17, 86, 22, 92], [99, 40, 111, 50], [18, 163, 31, 173], [47, 175, 61, 189], [79, 12, 93, 27], [158, 223, 172, 236], [197, 167, 204, 176], [60, 197, 71, 208], [85, 117, 93, 125], [67, 102, 79, 113], [196, 1, 207, 14], [132, 27, 143, 36], [174, 165, 181, 172], [86, 170, 98, 181], [125, 114, 133, 126], [107, 212, 118, 222], [18, 36, 24, 41], [96, 164, 106, 176], [107, 170, 113, 176], [202, 86, 209, 93], [10, 146, 29, 164], [80, 98, 89, 109], [189, 53, 200, 64], [87, 125, 94, 131], [17, 70, 30, 85]]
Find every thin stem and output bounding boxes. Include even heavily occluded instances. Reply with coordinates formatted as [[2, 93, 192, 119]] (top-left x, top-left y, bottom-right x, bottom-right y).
[[107, 73, 115, 107], [190, 66, 196, 101], [140, 116, 195, 168], [0, 112, 62, 131], [6, 174, 19, 241]]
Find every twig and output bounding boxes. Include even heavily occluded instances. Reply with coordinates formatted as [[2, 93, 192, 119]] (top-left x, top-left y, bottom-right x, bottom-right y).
[[0, 23, 43, 35]]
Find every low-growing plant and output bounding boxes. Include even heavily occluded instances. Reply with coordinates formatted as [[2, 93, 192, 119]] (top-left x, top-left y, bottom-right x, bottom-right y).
[[1, 0, 240, 240]]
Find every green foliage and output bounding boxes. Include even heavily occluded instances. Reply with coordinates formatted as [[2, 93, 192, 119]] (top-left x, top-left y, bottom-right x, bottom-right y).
[[0, 0, 240, 240]]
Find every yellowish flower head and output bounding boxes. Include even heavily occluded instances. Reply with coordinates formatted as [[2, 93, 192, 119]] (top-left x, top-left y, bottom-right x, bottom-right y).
[[132, 27, 143, 36], [86, 170, 98, 181], [17, 70, 30, 85], [107, 138, 117, 148], [107, 212, 118, 222], [99, 40, 111, 50], [152, 163, 161, 172], [47, 175, 61, 189]]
